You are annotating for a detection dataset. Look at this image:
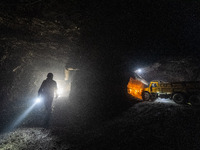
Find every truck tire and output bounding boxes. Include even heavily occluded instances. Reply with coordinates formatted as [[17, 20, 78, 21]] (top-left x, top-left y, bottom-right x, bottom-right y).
[[189, 95, 200, 106], [150, 93, 158, 102], [172, 93, 186, 104], [142, 92, 150, 101]]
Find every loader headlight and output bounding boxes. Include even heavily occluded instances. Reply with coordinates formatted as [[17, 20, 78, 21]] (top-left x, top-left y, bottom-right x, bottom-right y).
[[135, 68, 142, 73]]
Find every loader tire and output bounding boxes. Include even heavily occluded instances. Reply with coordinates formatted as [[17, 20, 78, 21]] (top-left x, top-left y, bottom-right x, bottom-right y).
[[173, 93, 186, 104], [142, 92, 150, 101], [189, 95, 200, 106]]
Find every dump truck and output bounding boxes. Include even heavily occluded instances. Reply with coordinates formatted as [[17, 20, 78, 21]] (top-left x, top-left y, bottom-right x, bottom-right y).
[[127, 78, 200, 105]]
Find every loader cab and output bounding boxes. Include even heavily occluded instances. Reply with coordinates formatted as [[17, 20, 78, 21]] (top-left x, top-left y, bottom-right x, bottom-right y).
[[149, 81, 159, 93]]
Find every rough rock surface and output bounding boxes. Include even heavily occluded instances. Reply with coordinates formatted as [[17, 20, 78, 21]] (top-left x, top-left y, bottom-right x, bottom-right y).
[[0, 13, 79, 102], [1, 1, 200, 150], [136, 57, 200, 83]]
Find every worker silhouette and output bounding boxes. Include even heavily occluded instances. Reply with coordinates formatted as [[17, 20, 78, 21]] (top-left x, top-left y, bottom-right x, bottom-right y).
[[38, 73, 58, 127]]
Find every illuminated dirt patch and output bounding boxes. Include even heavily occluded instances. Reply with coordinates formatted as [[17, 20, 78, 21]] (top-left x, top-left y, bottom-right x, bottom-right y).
[[155, 98, 176, 104], [0, 128, 70, 150], [127, 77, 144, 100]]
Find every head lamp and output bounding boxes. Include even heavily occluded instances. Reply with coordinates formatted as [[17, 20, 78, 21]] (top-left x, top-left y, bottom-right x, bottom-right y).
[[35, 97, 42, 103]]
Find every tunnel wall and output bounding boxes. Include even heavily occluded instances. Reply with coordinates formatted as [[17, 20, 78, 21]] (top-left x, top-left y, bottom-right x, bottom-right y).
[[0, 14, 78, 102], [138, 57, 200, 83]]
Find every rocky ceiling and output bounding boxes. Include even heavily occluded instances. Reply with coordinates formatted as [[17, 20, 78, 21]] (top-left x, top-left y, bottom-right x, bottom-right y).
[[0, 0, 200, 105]]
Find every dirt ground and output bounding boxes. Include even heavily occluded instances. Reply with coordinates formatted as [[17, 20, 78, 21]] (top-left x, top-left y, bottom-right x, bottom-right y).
[[1, 97, 200, 150]]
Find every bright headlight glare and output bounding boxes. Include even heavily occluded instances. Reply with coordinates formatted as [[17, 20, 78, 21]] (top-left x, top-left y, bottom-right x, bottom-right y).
[[136, 69, 142, 73], [57, 88, 63, 95], [35, 97, 41, 103]]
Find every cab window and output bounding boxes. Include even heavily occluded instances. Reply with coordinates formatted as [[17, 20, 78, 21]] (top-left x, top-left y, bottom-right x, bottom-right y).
[[151, 83, 157, 87]]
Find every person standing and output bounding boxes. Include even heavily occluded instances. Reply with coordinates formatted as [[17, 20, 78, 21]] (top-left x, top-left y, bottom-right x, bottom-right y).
[[38, 73, 58, 127]]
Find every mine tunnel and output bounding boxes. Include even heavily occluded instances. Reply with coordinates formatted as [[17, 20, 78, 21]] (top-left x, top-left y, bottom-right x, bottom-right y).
[[127, 59, 200, 104], [1, 1, 200, 150], [0, 12, 132, 132]]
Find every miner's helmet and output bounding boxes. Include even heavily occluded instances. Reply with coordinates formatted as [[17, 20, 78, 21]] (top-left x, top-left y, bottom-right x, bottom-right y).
[[47, 73, 53, 79]]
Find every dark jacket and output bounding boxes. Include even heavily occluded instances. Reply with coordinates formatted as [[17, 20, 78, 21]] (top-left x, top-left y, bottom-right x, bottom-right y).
[[38, 78, 57, 98]]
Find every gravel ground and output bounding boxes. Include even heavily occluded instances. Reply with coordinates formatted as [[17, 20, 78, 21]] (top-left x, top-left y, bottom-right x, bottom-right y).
[[1, 97, 200, 150]]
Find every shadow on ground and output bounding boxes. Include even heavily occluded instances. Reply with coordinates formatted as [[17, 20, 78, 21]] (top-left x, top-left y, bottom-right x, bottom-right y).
[[1, 97, 200, 150]]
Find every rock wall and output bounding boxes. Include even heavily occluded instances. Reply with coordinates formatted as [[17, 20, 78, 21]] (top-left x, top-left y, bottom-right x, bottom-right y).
[[0, 13, 79, 102], [137, 57, 200, 83]]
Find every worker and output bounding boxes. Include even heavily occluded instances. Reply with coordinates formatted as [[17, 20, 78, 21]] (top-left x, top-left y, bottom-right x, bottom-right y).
[[38, 73, 58, 127]]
